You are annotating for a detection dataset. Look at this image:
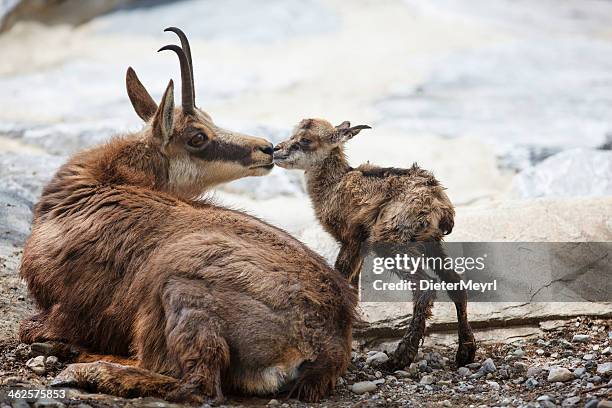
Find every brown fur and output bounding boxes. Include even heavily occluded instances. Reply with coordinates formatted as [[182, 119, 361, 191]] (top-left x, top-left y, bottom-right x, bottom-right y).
[[274, 118, 476, 370], [19, 44, 356, 403]]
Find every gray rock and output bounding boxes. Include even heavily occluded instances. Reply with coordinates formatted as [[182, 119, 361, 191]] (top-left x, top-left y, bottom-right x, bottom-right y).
[[45, 356, 59, 368], [466, 362, 481, 370], [457, 366, 471, 377], [598, 401, 612, 408], [26, 356, 46, 375], [596, 362, 612, 376], [572, 334, 592, 343], [351, 381, 377, 395], [481, 358, 497, 374], [419, 374, 435, 385], [584, 400, 599, 408], [525, 378, 539, 389], [561, 395, 581, 406], [574, 367, 586, 377], [486, 380, 500, 390], [267, 399, 279, 406], [603, 347, 611, 355], [547, 367, 574, 382], [393, 370, 410, 378], [583, 354, 595, 361], [365, 351, 389, 366]]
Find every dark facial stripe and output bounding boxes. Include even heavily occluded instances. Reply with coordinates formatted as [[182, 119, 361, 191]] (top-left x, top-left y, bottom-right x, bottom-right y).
[[189, 139, 253, 165]]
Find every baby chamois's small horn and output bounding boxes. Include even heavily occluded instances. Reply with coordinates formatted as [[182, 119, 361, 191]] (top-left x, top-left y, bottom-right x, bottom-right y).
[[164, 27, 195, 107], [351, 125, 372, 131], [158, 44, 194, 114]]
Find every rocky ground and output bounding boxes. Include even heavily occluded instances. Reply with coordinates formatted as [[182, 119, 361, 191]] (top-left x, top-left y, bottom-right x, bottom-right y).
[[0, 318, 610, 407]]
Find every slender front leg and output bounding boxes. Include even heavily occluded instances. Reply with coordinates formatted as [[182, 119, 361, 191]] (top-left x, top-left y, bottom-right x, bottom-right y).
[[334, 241, 363, 286]]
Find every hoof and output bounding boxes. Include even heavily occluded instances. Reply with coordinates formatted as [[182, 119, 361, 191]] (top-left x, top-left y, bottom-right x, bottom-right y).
[[50, 370, 78, 388], [456, 342, 476, 367]]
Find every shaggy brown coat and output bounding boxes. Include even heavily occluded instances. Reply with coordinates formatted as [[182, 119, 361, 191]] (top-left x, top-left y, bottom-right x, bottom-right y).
[[274, 118, 476, 370], [19, 31, 356, 403]]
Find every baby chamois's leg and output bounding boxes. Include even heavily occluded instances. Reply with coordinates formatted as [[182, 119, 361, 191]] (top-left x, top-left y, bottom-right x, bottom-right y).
[[428, 243, 476, 366], [335, 241, 364, 287], [51, 361, 180, 400], [161, 277, 230, 403], [388, 286, 436, 370]]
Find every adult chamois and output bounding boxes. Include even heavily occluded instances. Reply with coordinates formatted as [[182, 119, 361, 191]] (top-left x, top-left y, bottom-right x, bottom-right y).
[[273, 118, 476, 370], [19, 29, 356, 403]]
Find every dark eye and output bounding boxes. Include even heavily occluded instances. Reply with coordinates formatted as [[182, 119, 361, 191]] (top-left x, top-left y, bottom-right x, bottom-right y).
[[300, 138, 312, 146], [187, 132, 207, 148]]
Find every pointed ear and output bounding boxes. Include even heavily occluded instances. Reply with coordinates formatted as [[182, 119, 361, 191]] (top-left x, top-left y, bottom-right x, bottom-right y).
[[331, 122, 371, 144], [126, 67, 158, 122], [152, 80, 175, 144]]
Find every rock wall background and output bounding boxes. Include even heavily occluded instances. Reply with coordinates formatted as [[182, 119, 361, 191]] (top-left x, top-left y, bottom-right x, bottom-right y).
[[0, 0, 610, 338]]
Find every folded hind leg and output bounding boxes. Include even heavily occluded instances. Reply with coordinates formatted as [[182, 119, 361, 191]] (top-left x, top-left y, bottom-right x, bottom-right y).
[[51, 361, 180, 400], [156, 277, 230, 403]]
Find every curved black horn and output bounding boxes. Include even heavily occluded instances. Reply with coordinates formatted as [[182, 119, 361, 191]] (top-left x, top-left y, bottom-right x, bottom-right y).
[[158, 44, 194, 114], [164, 27, 195, 106]]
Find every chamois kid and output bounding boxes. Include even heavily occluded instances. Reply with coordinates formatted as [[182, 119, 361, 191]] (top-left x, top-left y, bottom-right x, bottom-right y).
[[19, 30, 356, 403], [273, 118, 476, 370]]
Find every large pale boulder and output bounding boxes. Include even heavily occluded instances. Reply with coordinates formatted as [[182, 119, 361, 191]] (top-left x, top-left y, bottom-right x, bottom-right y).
[[512, 149, 612, 199]]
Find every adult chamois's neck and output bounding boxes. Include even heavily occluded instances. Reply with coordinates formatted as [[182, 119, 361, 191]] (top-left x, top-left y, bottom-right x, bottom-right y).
[[85, 136, 169, 190], [305, 147, 351, 203]]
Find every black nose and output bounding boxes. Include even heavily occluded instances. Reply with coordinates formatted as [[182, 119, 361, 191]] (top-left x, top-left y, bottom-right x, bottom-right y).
[[259, 144, 274, 155]]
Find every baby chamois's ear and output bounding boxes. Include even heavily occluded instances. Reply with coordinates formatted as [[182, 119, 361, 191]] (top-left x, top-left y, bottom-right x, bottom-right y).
[[331, 121, 371, 144], [152, 80, 175, 144], [126, 67, 158, 122]]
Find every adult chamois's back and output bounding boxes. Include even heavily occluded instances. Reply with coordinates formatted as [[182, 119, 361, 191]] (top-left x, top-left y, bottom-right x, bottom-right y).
[[19, 29, 356, 403]]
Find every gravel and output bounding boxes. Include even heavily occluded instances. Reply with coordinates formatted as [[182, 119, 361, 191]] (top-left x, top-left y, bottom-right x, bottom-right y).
[[1, 317, 611, 407]]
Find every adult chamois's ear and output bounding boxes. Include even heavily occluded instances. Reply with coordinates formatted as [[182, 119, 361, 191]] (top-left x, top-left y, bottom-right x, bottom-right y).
[[152, 80, 175, 144], [126, 67, 158, 121], [331, 121, 371, 144]]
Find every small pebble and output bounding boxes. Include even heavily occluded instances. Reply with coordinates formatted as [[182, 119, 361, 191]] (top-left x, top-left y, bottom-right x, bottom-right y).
[[457, 367, 471, 377], [351, 381, 377, 395], [26, 356, 46, 375], [561, 395, 580, 406], [572, 334, 591, 343], [574, 367, 586, 377], [365, 351, 389, 366], [525, 377, 539, 389], [419, 374, 435, 385], [481, 358, 497, 374], [547, 367, 573, 382], [596, 362, 612, 375]]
